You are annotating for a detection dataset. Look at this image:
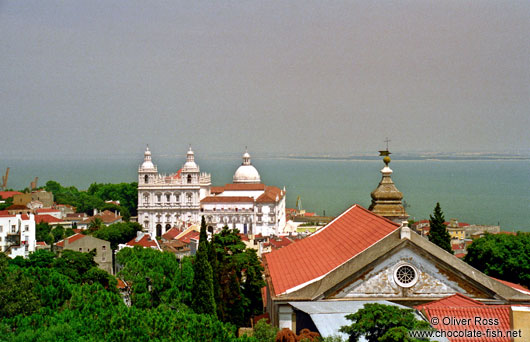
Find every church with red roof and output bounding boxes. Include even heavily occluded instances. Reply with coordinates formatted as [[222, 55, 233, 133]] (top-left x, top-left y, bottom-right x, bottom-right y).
[[263, 152, 530, 339]]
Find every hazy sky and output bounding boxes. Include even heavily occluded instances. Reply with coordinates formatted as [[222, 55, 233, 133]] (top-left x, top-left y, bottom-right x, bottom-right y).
[[1, 1, 529, 158]]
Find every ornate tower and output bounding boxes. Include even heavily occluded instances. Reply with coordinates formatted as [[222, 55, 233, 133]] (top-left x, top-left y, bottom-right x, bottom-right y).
[[368, 148, 408, 223], [138, 145, 158, 185]]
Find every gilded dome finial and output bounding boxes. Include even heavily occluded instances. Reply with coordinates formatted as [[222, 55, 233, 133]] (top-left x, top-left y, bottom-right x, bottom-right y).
[[379, 138, 392, 166]]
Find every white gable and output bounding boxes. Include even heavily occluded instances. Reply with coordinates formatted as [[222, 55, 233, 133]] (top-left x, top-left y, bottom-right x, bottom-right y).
[[331, 247, 471, 299]]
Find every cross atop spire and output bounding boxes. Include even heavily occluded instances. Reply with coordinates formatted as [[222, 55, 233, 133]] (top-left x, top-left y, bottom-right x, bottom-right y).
[[384, 137, 391, 151]]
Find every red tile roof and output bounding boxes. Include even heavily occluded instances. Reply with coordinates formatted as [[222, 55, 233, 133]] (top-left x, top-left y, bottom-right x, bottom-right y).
[[454, 253, 466, 258], [56, 233, 85, 247], [7, 204, 28, 210], [418, 305, 512, 341], [177, 230, 200, 244], [491, 277, 530, 294], [256, 186, 284, 203], [224, 183, 266, 191], [210, 186, 225, 194], [264, 205, 399, 295], [266, 236, 295, 250], [117, 278, 127, 289], [416, 293, 484, 310], [0, 210, 9, 215], [415, 294, 514, 342], [201, 196, 254, 203], [35, 214, 65, 224], [162, 227, 181, 240], [36, 241, 48, 246], [126, 234, 159, 249], [0, 191, 23, 199]]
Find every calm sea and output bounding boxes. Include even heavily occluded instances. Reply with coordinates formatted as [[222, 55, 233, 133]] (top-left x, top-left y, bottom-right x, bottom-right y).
[[2, 156, 529, 232]]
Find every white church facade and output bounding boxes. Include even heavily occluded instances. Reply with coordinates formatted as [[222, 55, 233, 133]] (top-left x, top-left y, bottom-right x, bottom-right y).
[[137, 146, 286, 238]]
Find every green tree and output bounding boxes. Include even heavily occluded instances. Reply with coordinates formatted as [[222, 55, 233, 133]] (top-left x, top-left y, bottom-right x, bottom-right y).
[[339, 303, 431, 342], [428, 203, 452, 254], [89, 217, 104, 231], [212, 227, 265, 326], [253, 318, 278, 342], [51, 224, 66, 243], [117, 246, 191, 309], [191, 216, 217, 316], [0, 196, 13, 210], [91, 221, 142, 250], [0, 254, 40, 318], [464, 232, 530, 288]]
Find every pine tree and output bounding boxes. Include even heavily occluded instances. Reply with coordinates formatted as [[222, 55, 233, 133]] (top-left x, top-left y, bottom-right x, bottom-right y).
[[428, 202, 453, 254], [191, 216, 216, 316]]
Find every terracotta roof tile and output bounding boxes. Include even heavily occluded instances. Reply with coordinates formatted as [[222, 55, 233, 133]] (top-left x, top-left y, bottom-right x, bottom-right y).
[[223, 183, 266, 191], [0, 191, 23, 199], [419, 306, 512, 342], [126, 234, 158, 249], [162, 227, 181, 240], [35, 214, 65, 224], [264, 205, 399, 295], [177, 230, 200, 244], [7, 204, 28, 210], [416, 293, 484, 310], [256, 186, 284, 203], [56, 233, 85, 247], [201, 196, 254, 203], [210, 186, 225, 194]]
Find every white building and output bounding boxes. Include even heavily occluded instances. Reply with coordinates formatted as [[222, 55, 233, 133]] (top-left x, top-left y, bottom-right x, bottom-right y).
[[200, 151, 286, 236], [137, 146, 211, 238], [0, 213, 36, 258], [137, 147, 286, 237]]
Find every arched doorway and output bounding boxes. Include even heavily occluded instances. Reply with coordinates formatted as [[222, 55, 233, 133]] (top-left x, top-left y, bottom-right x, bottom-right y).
[[156, 224, 162, 237]]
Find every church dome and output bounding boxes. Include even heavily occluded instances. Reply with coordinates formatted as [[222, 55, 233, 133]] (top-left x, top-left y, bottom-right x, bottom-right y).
[[233, 150, 261, 184], [140, 145, 155, 170], [182, 146, 199, 172]]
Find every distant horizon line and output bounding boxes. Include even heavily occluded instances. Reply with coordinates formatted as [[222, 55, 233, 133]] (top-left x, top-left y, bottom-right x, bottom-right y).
[[1, 150, 529, 162]]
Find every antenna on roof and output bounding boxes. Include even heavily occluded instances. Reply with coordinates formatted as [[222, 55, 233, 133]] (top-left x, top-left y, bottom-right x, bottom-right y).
[[384, 137, 391, 151]]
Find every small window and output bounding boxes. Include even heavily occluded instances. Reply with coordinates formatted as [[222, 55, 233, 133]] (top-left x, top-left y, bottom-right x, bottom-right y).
[[11, 225, 16, 233], [156, 194, 161, 202], [25, 225, 29, 232], [102, 246, 106, 251], [187, 174, 192, 184], [394, 264, 419, 288], [166, 194, 171, 202], [144, 175, 149, 184], [175, 194, 180, 202], [79, 248, 83, 252]]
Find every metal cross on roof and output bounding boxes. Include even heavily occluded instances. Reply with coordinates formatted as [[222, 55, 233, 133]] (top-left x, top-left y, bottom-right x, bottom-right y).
[[384, 137, 391, 151]]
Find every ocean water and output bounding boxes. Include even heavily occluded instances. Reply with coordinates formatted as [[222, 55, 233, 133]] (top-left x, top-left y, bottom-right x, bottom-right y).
[[1, 156, 529, 232]]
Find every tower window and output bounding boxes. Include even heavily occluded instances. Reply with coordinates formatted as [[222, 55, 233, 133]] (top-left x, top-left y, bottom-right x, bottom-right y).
[[166, 194, 171, 202], [187, 174, 192, 184], [144, 175, 149, 184]]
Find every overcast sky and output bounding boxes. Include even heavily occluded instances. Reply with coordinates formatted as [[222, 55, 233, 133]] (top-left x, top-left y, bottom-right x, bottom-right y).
[[1, 1, 529, 158]]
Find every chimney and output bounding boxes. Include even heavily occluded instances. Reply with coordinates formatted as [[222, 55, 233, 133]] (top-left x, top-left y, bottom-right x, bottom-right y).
[[400, 221, 411, 240]]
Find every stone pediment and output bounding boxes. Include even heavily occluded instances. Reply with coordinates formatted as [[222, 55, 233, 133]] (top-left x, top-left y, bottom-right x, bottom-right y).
[[329, 247, 472, 299]]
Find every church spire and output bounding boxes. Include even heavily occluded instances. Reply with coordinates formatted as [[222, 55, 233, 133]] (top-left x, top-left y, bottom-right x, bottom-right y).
[[368, 144, 408, 223]]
